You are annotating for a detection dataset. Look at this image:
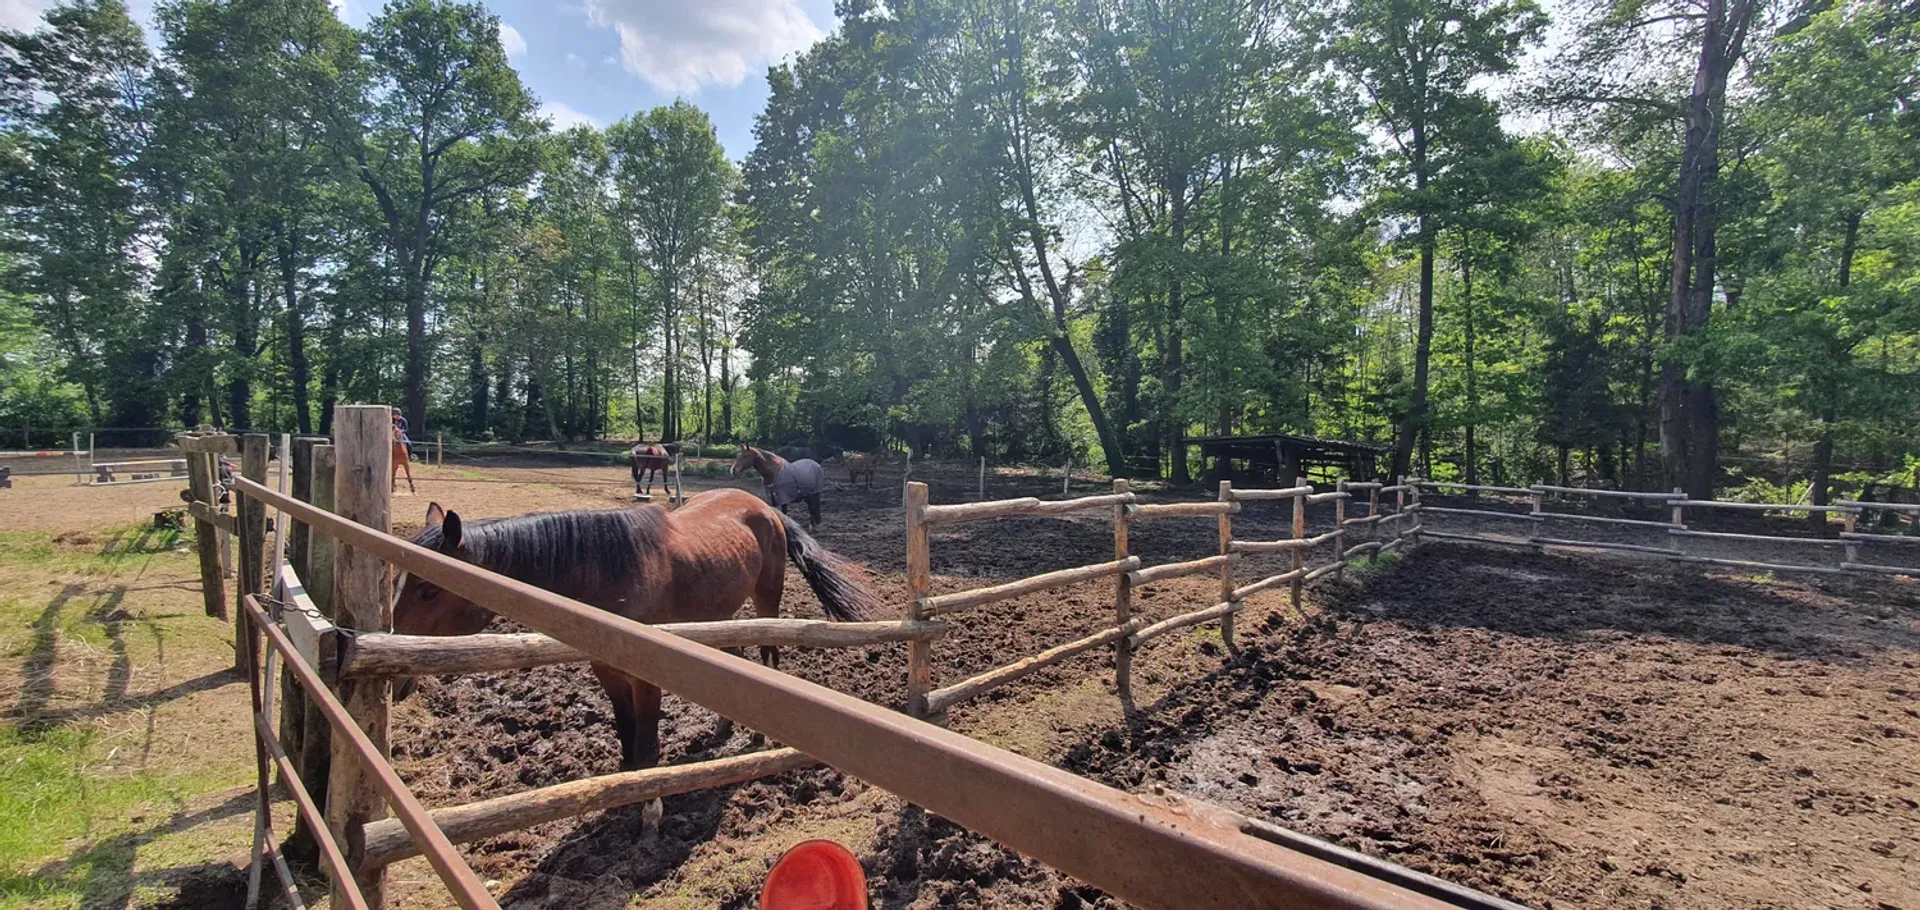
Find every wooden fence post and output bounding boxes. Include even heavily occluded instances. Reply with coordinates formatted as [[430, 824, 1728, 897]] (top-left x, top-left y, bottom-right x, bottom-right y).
[[905, 481, 933, 719], [1290, 477, 1306, 616], [1529, 486, 1546, 554], [1217, 481, 1235, 651], [1843, 510, 1860, 566], [183, 441, 228, 621], [235, 435, 270, 673], [1408, 479, 1423, 546], [1112, 479, 1132, 701], [1333, 480, 1348, 582], [285, 442, 336, 866], [325, 405, 394, 908]]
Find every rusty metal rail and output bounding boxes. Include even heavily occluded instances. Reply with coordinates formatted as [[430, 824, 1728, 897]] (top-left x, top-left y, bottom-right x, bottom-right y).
[[234, 474, 1468, 910]]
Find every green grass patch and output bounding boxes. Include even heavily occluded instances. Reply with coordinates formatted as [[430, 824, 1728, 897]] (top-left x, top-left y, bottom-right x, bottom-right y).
[[0, 725, 247, 909], [0, 525, 189, 577]]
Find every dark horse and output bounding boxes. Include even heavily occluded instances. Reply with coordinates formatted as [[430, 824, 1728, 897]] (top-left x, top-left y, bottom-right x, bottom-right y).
[[629, 443, 670, 496], [392, 492, 885, 771]]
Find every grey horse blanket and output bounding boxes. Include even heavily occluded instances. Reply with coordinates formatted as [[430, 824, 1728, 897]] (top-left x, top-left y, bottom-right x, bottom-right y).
[[769, 458, 825, 508]]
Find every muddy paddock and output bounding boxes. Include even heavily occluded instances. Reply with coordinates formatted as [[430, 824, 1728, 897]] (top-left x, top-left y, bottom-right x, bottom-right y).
[[378, 461, 1920, 909]]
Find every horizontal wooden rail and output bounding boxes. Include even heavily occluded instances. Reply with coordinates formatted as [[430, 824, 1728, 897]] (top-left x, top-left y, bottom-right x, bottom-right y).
[[1128, 501, 1238, 519], [1414, 529, 1532, 547], [1531, 484, 1671, 500], [1841, 532, 1920, 546], [1228, 485, 1313, 501], [243, 596, 499, 910], [1302, 562, 1343, 583], [1413, 506, 1542, 521], [924, 617, 1150, 715], [188, 500, 237, 533], [1536, 512, 1673, 529], [360, 749, 817, 869], [1341, 515, 1384, 527], [1377, 537, 1409, 557], [343, 619, 950, 679], [1305, 491, 1350, 504], [232, 476, 1466, 910], [920, 557, 1141, 617], [1419, 481, 1531, 495], [1232, 569, 1306, 601], [1231, 530, 1342, 554], [1379, 484, 1413, 494], [922, 493, 1135, 526], [1670, 500, 1859, 513], [1670, 528, 1845, 546], [1377, 512, 1415, 524], [1341, 482, 1384, 491], [1128, 554, 1235, 586], [1344, 542, 1383, 559], [1840, 561, 1919, 576], [1675, 555, 1843, 575], [1532, 537, 1681, 557], [1838, 500, 1920, 514], [1128, 601, 1241, 649], [180, 435, 240, 455]]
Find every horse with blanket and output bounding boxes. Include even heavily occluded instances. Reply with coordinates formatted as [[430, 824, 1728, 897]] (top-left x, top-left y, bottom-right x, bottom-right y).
[[733, 445, 825, 529]]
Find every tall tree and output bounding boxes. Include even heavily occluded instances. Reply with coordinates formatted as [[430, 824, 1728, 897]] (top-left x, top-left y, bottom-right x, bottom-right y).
[[1323, 0, 1545, 480], [330, 0, 539, 431]]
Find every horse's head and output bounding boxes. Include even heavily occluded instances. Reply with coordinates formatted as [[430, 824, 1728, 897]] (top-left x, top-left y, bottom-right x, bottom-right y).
[[730, 446, 759, 478], [393, 503, 494, 638]]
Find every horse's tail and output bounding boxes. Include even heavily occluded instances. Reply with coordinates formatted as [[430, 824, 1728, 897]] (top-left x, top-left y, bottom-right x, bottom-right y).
[[779, 513, 884, 622]]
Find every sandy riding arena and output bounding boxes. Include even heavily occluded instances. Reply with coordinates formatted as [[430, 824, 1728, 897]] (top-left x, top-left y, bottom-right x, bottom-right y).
[[3, 455, 1917, 908]]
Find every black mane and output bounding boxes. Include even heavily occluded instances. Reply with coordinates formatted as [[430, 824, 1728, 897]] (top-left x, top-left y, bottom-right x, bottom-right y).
[[413, 507, 667, 594]]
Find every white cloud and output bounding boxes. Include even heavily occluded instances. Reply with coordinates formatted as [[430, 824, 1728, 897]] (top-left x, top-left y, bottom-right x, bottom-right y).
[[541, 101, 600, 130], [584, 0, 823, 94], [499, 22, 527, 59], [0, 0, 50, 31]]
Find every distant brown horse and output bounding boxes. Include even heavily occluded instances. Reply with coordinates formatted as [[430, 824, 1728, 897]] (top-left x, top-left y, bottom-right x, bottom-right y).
[[629, 443, 670, 496], [733, 445, 824, 528], [846, 452, 881, 487], [392, 494, 885, 771], [391, 426, 415, 494]]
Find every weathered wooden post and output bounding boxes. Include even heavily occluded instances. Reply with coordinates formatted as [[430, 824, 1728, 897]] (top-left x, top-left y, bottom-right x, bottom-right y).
[[182, 436, 229, 621], [1669, 486, 1687, 567], [1407, 478, 1423, 546], [1217, 481, 1235, 651], [285, 442, 336, 865], [905, 481, 933, 718], [325, 405, 394, 908], [1333, 480, 1349, 581], [1112, 479, 1132, 701], [978, 456, 986, 501], [1529, 486, 1546, 554], [236, 435, 270, 672], [1290, 477, 1307, 615]]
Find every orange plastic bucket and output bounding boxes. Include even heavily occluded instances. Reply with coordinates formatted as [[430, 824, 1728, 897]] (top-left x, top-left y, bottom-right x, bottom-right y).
[[759, 839, 869, 910]]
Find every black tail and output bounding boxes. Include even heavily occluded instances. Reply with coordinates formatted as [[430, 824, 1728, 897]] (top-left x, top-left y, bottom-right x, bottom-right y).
[[779, 513, 885, 621]]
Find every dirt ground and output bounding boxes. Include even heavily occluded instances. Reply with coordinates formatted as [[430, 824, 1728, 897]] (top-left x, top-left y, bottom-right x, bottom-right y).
[[9, 457, 1920, 908]]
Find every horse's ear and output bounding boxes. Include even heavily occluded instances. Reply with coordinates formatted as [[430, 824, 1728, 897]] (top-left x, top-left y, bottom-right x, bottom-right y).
[[440, 511, 464, 553], [425, 502, 445, 527]]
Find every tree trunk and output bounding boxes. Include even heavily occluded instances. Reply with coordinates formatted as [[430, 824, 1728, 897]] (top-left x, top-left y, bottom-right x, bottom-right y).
[[467, 330, 489, 437], [1461, 236, 1478, 485], [1393, 120, 1434, 481], [404, 265, 429, 436], [1165, 172, 1189, 484], [280, 240, 311, 435]]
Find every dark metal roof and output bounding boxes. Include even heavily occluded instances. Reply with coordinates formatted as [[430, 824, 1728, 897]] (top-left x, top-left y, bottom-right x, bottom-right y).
[[1191, 433, 1392, 456]]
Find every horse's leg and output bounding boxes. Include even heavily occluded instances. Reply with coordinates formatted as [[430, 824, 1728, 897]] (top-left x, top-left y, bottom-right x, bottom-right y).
[[588, 662, 640, 770], [399, 446, 415, 493], [752, 553, 786, 670], [630, 678, 663, 769], [807, 492, 822, 530]]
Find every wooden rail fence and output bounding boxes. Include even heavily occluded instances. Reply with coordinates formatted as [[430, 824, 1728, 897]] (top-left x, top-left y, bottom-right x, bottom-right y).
[[1404, 480, 1920, 579], [192, 408, 1523, 910]]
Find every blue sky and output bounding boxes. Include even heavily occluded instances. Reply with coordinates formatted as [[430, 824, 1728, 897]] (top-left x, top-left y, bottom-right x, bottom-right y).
[[0, 0, 840, 159]]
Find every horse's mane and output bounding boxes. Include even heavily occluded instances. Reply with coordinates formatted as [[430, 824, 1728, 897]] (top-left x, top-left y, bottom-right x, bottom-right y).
[[414, 507, 666, 593]]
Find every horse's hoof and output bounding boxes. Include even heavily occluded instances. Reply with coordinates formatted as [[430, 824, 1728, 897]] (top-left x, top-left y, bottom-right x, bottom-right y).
[[640, 797, 664, 837]]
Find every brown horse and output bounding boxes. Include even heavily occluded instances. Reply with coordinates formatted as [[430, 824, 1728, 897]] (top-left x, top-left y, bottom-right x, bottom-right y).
[[392, 492, 885, 771], [391, 426, 415, 494], [629, 443, 670, 496], [733, 445, 824, 528], [846, 452, 881, 487]]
